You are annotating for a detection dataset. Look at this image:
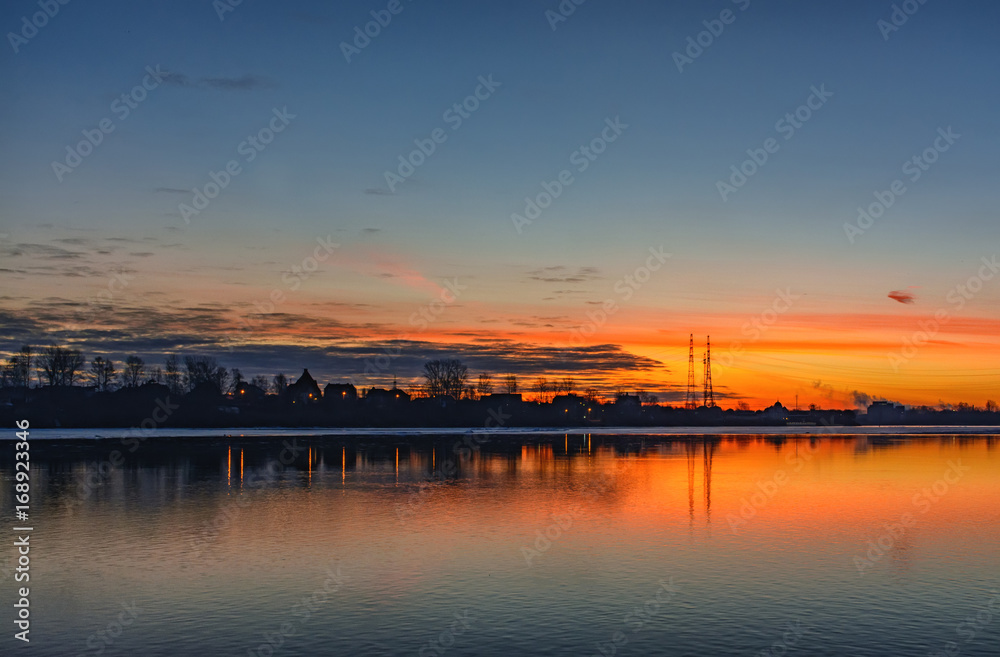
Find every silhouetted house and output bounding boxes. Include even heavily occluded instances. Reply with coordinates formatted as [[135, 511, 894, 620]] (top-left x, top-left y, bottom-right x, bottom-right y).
[[420, 394, 455, 409], [787, 409, 816, 426], [866, 400, 904, 424], [324, 383, 358, 402], [481, 393, 523, 405], [480, 393, 524, 417], [186, 381, 225, 404], [553, 394, 587, 421], [234, 381, 267, 404], [365, 386, 410, 408], [615, 394, 641, 406], [182, 382, 228, 417], [614, 394, 642, 420], [31, 384, 94, 414], [287, 369, 322, 404], [764, 401, 789, 423]]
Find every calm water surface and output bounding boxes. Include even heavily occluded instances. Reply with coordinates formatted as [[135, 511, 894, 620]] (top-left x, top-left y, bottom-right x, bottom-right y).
[[1, 432, 997, 656]]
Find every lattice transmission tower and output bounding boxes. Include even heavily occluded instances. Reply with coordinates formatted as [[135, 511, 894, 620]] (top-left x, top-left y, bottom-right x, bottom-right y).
[[685, 334, 697, 410], [703, 335, 715, 408]]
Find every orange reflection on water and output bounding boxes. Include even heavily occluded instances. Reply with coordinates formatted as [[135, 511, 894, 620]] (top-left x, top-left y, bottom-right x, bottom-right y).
[[40, 436, 998, 595]]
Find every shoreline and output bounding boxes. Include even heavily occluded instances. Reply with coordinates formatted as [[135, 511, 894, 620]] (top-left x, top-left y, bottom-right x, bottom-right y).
[[4, 424, 998, 441]]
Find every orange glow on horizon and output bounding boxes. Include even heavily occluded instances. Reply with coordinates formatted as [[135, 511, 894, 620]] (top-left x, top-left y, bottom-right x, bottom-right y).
[[205, 298, 1000, 407]]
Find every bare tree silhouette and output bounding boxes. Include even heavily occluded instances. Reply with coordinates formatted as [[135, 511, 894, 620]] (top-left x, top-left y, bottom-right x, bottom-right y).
[[423, 359, 468, 398], [39, 346, 85, 386], [122, 355, 145, 388], [91, 357, 116, 392], [3, 345, 33, 400], [184, 356, 228, 392], [476, 373, 494, 397], [533, 377, 550, 403], [164, 355, 183, 394]]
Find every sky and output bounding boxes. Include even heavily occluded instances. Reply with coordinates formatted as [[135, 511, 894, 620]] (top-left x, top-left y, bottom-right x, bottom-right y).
[[1, 0, 999, 407]]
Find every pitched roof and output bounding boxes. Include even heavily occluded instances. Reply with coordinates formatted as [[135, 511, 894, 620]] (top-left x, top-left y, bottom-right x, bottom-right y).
[[289, 368, 321, 391]]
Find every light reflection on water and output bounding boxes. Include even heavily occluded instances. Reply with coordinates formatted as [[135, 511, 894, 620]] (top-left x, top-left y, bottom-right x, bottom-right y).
[[0, 434, 997, 656]]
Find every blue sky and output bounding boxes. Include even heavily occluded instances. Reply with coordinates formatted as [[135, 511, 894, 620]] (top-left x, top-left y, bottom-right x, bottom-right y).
[[2, 0, 999, 404]]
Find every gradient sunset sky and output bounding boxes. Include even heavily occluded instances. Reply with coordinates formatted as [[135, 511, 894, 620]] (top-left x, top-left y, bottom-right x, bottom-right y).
[[2, 0, 999, 407]]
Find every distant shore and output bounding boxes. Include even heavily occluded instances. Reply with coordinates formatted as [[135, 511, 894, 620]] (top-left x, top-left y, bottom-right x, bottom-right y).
[[5, 424, 999, 441]]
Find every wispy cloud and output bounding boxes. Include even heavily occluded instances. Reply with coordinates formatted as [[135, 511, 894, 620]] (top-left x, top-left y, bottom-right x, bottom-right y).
[[3, 243, 83, 260], [160, 71, 272, 91], [888, 290, 916, 304], [0, 294, 668, 389], [527, 266, 601, 284], [201, 75, 272, 91]]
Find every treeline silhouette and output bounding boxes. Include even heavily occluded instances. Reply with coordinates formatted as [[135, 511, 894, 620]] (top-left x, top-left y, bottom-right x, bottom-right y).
[[1, 346, 997, 429]]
